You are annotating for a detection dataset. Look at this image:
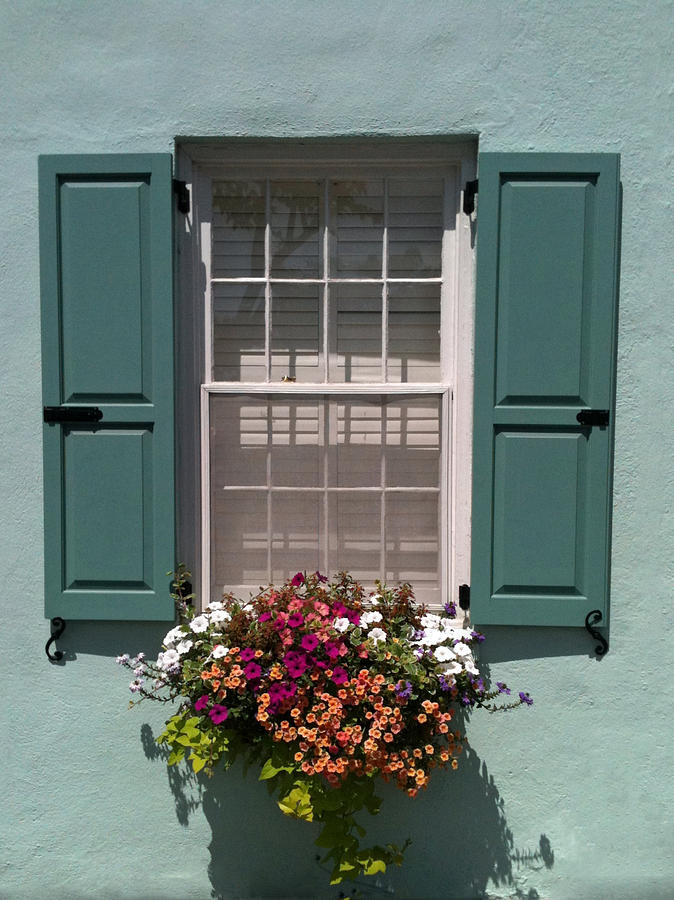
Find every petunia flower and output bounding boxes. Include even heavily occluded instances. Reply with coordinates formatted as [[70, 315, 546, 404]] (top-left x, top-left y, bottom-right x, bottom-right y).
[[189, 615, 209, 634], [368, 627, 387, 644], [243, 661, 262, 680], [333, 617, 350, 633], [194, 695, 210, 711], [290, 572, 305, 587], [209, 704, 229, 724], [211, 645, 228, 659], [240, 648, 256, 662], [331, 666, 348, 685], [301, 634, 319, 652], [287, 612, 304, 628]]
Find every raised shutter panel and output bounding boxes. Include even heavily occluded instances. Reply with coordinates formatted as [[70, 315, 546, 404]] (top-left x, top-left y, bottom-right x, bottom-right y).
[[39, 154, 175, 620], [471, 153, 620, 627]]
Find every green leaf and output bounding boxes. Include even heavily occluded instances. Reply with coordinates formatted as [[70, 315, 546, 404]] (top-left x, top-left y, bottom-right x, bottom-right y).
[[259, 758, 294, 781], [191, 753, 207, 774], [361, 858, 386, 876], [277, 784, 314, 821]]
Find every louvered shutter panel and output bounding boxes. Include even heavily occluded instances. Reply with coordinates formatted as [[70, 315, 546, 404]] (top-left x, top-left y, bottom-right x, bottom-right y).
[[471, 153, 620, 627], [39, 154, 175, 620]]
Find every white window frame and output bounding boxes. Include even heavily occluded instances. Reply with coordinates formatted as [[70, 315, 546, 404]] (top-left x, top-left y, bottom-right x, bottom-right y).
[[175, 140, 476, 609]]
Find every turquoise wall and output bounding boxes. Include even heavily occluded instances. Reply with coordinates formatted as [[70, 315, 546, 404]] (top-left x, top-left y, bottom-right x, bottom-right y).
[[2, 2, 673, 898]]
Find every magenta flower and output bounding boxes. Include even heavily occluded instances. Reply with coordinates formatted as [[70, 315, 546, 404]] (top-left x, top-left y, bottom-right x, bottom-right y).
[[300, 633, 319, 652], [209, 704, 229, 724], [243, 661, 262, 680], [258, 611, 271, 623], [287, 612, 304, 629], [284, 650, 308, 678], [194, 694, 210, 712], [240, 648, 256, 662], [331, 666, 349, 685], [324, 642, 341, 661], [314, 571, 328, 583], [290, 572, 305, 587]]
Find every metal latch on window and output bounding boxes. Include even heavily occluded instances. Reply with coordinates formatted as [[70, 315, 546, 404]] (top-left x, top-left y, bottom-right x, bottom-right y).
[[458, 583, 470, 610], [463, 179, 478, 216], [173, 179, 190, 214]]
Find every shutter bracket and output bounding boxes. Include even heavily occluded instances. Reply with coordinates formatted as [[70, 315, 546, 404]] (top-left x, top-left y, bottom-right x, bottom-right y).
[[458, 583, 470, 611], [463, 179, 478, 216], [173, 179, 190, 215], [584, 609, 608, 656], [45, 616, 66, 662]]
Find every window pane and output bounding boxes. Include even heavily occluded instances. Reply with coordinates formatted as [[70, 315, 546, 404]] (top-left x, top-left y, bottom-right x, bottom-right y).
[[271, 180, 321, 277], [211, 489, 268, 598], [388, 283, 441, 382], [386, 492, 440, 605], [270, 400, 322, 487], [271, 283, 321, 381], [211, 395, 268, 487], [212, 180, 265, 277], [212, 283, 266, 381], [331, 398, 382, 488], [332, 283, 382, 382], [388, 177, 443, 277], [385, 396, 441, 488], [331, 180, 383, 277], [271, 493, 322, 582], [328, 492, 382, 586]]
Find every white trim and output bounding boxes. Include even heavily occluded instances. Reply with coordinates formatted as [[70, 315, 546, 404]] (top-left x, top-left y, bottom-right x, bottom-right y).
[[183, 141, 476, 609]]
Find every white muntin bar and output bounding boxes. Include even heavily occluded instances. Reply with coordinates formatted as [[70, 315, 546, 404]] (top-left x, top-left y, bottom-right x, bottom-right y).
[[203, 382, 446, 395]]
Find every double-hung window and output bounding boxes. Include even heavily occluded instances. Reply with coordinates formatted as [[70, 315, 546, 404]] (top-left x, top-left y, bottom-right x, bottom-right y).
[[182, 142, 476, 609]]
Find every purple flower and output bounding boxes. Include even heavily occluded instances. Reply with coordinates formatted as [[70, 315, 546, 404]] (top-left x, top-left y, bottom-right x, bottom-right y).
[[243, 661, 262, 680], [438, 675, 452, 692], [291, 572, 305, 587], [496, 682, 511, 695], [240, 648, 256, 662], [472, 630, 486, 643], [395, 680, 413, 700], [444, 601, 457, 618], [284, 650, 308, 678], [331, 666, 349, 685], [209, 704, 229, 724], [519, 692, 534, 706], [314, 572, 328, 583], [194, 694, 210, 711], [301, 634, 319, 652], [287, 612, 304, 629]]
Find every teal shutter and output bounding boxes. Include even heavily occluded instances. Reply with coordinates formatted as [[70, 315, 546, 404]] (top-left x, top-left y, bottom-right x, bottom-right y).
[[471, 153, 620, 627], [39, 154, 175, 620]]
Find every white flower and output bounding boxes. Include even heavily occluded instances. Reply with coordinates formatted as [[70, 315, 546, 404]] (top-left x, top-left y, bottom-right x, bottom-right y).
[[369, 593, 382, 606], [421, 613, 442, 630], [368, 627, 387, 644], [209, 609, 231, 625], [129, 680, 143, 693], [434, 645, 456, 662], [133, 665, 145, 677], [163, 626, 184, 647], [464, 659, 480, 675], [115, 654, 130, 665], [190, 615, 209, 634], [206, 601, 224, 611], [452, 641, 472, 657], [333, 617, 351, 633], [359, 610, 383, 628], [211, 644, 228, 659], [420, 627, 445, 646], [441, 660, 463, 675], [157, 649, 180, 670], [242, 602, 254, 613], [442, 624, 473, 642], [176, 640, 193, 655]]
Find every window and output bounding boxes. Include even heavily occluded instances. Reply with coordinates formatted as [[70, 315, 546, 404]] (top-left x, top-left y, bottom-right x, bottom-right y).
[[176, 142, 477, 609]]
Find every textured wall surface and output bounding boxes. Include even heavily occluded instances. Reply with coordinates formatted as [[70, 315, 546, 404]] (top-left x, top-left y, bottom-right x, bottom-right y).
[[2, 2, 673, 898]]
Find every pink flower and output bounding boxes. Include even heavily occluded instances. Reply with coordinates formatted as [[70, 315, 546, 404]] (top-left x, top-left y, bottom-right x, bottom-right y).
[[331, 666, 349, 685], [258, 611, 271, 623], [314, 601, 330, 617], [287, 612, 304, 629], [240, 648, 256, 662], [290, 572, 305, 587], [209, 704, 229, 724], [243, 661, 262, 680], [194, 695, 210, 711], [301, 633, 319, 652], [324, 642, 341, 661]]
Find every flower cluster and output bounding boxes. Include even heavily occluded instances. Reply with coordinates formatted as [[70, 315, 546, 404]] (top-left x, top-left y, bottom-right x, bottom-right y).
[[118, 570, 531, 886]]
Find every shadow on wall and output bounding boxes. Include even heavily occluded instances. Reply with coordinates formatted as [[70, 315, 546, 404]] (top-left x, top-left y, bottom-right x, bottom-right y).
[[140, 724, 553, 900]]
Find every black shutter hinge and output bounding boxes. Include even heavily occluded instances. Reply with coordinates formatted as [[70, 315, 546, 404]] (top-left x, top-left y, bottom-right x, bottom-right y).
[[463, 179, 478, 216], [458, 583, 470, 611], [173, 179, 190, 215]]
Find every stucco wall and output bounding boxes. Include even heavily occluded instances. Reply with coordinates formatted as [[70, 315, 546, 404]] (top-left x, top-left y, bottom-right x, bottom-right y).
[[2, 2, 673, 898]]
